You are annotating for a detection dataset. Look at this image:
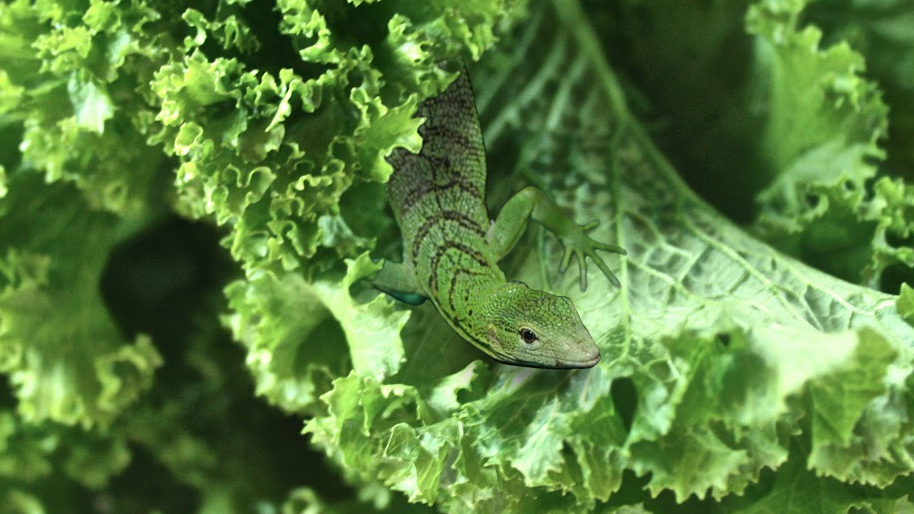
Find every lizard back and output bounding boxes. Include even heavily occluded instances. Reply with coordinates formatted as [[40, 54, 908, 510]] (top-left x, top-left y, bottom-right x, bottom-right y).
[[386, 67, 490, 234], [385, 66, 504, 324]]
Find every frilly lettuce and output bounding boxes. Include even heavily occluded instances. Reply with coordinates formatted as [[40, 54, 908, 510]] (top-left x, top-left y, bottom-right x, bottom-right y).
[[0, 172, 162, 428], [0, 0, 913, 512]]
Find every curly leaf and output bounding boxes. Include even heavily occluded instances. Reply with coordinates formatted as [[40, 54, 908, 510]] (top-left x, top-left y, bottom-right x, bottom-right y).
[[0, 173, 162, 427], [303, 0, 914, 511]]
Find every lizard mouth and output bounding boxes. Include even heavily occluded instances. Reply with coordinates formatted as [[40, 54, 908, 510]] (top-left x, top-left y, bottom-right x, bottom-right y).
[[507, 348, 601, 369], [491, 348, 601, 369], [556, 348, 601, 369]]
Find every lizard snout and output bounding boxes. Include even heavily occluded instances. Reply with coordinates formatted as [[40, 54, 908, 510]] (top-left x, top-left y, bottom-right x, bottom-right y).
[[556, 342, 600, 368]]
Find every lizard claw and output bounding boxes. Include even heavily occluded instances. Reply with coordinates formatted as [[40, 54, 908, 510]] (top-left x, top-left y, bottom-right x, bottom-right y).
[[577, 253, 588, 292], [582, 220, 600, 232], [559, 247, 574, 274], [595, 241, 627, 255], [556, 223, 625, 291]]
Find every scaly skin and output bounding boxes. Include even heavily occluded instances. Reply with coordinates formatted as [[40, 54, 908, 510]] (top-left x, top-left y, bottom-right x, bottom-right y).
[[373, 65, 625, 369]]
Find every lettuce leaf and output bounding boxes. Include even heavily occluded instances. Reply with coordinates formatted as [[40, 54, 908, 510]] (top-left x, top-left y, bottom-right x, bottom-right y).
[[606, 0, 914, 290], [0, 0, 517, 511], [729, 449, 913, 514], [301, 0, 914, 510], [224, 254, 411, 414], [0, 172, 162, 428], [0, 0, 912, 512], [805, 0, 914, 182]]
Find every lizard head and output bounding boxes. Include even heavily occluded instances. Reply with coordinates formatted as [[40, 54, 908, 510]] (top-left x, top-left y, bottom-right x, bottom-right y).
[[479, 281, 601, 369]]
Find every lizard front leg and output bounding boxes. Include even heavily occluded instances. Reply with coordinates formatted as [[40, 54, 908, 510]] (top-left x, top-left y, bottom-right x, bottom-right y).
[[370, 259, 427, 305], [487, 186, 626, 290]]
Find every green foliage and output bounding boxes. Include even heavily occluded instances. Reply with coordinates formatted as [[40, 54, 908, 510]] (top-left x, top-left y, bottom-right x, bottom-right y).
[[0, 0, 912, 512]]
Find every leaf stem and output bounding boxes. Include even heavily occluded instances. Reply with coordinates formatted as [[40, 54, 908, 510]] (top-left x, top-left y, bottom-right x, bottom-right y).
[[549, 0, 705, 199]]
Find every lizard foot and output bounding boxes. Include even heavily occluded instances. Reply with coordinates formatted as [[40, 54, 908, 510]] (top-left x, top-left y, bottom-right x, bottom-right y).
[[557, 220, 626, 291]]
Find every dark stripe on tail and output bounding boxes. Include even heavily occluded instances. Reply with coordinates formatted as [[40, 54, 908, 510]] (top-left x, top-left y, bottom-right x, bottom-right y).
[[427, 242, 489, 299], [411, 210, 486, 260], [445, 267, 488, 313], [401, 159, 482, 213], [419, 124, 476, 150]]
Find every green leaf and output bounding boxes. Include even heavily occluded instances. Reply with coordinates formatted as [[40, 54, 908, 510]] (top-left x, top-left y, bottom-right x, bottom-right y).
[[0, 407, 132, 507], [731, 451, 858, 514], [66, 73, 114, 133], [804, 0, 914, 184], [900, 283, 914, 324], [0, 173, 162, 427], [601, 505, 652, 514], [2, 0, 914, 511], [225, 253, 410, 413], [302, 0, 914, 509], [731, 447, 914, 514], [604, 0, 912, 288], [0, 490, 44, 514], [1, 0, 170, 217], [746, 0, 894, 286], [280, 486, 438, 514]]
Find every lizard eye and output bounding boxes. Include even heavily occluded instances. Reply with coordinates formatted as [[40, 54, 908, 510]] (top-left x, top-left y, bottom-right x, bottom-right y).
[[519, 327, 537, 344]]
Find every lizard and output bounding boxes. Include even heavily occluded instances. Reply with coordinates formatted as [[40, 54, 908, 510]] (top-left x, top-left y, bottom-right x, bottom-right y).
[[372, 65, 625, 369]]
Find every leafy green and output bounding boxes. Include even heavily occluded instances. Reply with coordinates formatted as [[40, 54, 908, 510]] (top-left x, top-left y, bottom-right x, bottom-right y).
[[303, 0, 914, 510], [0, 0, 913, 512], [299, 2, 914, 512], [607, 0, 914, 290], [900, 284, 914, 324], [747, 0, 891, 285], [0, 172, 162, 428], [804, 0, 914, 181], [224, 254, 411, 413]]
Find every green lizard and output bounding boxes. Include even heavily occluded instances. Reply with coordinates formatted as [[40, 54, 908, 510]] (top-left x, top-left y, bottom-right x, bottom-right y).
[[373, 66, 625, 369]]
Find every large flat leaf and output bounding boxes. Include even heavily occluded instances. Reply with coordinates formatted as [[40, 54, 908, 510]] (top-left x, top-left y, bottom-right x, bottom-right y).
[[305, 0, 914, 511]]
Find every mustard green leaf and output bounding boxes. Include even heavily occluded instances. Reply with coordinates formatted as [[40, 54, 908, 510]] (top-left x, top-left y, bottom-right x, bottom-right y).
[[1, 0, 913, 512], [225, 253, 410, 413], [604, 0, 912, 289], [0, 173, 162, 428], [900, 283, 914, 324], [805, 0, 914, 183], [302, 1, 914, 510]]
